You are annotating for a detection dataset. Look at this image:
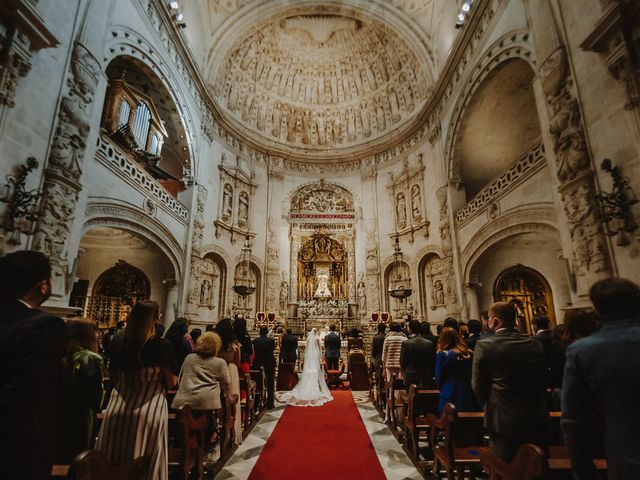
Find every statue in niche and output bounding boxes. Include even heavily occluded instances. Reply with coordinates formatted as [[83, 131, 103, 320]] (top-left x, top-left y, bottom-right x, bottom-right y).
[[279, 279, 289, 312], [222, 184, 233, 221], [396, 193, 407, 229], [257, 96, 267, 131], [411, 185, 422, 221], [388, 86, 400, 123], [287, 107, 297, 143], [375, 95, 386, 132], [271, 101, 282, 137], [302, 110, 311, 145], [346, 107, 356, 142], [360, 101, 371, 137], [200, 279, 211, 306], [357, 281, 367, 315], [317, 110, 326, 145], [433, 280, 444, 306], [314, 270, 332, 299], [238, 191, 249, 227]]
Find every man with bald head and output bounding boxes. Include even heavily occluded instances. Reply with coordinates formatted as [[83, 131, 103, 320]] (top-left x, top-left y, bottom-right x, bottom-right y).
[[472, 301, 548, 461]]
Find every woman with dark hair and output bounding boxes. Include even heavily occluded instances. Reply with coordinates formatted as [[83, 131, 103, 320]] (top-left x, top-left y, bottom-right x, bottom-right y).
[[54, 318, 104, 463], [435, 327, 479, 414], [215, 318, 242, 445], [164, 317, 192, 369], [233, 317, 253, 371], [95, 301, 177, 480]]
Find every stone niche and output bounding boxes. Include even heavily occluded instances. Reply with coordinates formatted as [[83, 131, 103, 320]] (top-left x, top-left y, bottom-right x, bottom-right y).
[[210, 11, 429, 152]]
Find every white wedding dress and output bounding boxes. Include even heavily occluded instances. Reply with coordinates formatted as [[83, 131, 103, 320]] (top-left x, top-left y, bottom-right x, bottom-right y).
[[277, 329, 333, 407]]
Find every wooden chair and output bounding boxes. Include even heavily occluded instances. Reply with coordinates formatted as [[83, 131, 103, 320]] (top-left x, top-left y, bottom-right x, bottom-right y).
[[427, 403, 487, 480], [218, 389, 239, 456], [276, 362, 297, 390], [174, 406, 208, 480], [375, 365, 386, 412], [325, 362, 346, 390], [385, 374, 406, 435], [404, 385, 440, 461], [67, 450, 149, 480], [239, 374, 256, 431], [250, 367, 267, 413], [480, 443, 549, 480]]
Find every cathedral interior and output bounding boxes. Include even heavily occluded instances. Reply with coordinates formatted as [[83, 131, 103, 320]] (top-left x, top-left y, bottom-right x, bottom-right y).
[[1, 0, 639, 335]]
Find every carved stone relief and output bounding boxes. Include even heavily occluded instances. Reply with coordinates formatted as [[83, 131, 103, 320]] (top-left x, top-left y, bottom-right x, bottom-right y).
[[212, 14, 428, 149], [33, 43, 99, 286], [387, 154, 429, 243]]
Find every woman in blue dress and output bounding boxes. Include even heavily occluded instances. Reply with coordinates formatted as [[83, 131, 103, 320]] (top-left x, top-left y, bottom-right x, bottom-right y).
[[435, 327, 480, 414]]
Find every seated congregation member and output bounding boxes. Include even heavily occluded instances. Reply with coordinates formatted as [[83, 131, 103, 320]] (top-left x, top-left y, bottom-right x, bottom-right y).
[[215, 318, 243, 445], [172, 331, 229, 453], [382, 322, 407, 382], [370, 322, 386, 369], [466, 319, 482, 351], [400, 320, 434, 389], [233, 316, 253, 374], [252, 326, 276, 409], [0, 251, 66, 480], [472, 302, 548, 462], [165, 317, 192, 370], [55, 319, 104, 464], [562, 278, 640, 480], [96, 301, 178, 480], [280, 328, 298, 364], [435, 327, 478, 414]]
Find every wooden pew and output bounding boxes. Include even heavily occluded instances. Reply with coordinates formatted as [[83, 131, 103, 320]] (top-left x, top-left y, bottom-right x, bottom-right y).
[[427, 404, 487, 479], [385, 374, 406, 437], [52, 450, 149, 480], [250, 367, 267, 414], [403, 385, 440, 461], [239, 373, 256, 431], [172, 406, 208, 480], [479, 443, 548, 480]]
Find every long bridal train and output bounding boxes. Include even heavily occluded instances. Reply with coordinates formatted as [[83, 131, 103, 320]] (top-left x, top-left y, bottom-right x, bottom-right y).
[[277, 329, 333, 407]]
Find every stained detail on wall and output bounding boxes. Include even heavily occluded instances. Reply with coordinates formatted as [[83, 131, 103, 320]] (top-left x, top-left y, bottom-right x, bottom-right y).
[[212, 14, 428, 150]]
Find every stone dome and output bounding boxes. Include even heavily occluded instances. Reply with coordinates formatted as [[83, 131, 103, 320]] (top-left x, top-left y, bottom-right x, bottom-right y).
[[209, 11, 431, 156]]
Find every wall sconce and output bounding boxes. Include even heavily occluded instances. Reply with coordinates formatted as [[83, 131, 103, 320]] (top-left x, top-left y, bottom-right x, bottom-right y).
[[0, 157, 42, 245], [594, 158, 638, 246]]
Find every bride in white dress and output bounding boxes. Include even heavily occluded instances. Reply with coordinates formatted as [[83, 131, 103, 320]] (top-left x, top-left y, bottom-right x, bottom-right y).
[[278, 328, 333, 407]]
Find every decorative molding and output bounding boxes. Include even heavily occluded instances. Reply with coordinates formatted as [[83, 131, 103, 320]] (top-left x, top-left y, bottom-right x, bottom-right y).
[[95, 134, 189, 222], [455, 141, 545, 225]]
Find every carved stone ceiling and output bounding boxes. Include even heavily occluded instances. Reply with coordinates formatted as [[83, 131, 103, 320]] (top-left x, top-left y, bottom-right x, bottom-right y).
[[181, 1, 447, 159]]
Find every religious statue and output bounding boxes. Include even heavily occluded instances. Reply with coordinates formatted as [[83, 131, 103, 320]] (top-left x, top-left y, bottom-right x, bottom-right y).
[[357, 281, 367, 316], [238, 191, 249, 226], [279, 280, 289, 312], [222, 184, 233, 220], [396, 193, 407, 229], [200, 279, 211, 305], [314, 270, 332, 299], [433, 280, 445, 306], [411, 184, 422, 221]]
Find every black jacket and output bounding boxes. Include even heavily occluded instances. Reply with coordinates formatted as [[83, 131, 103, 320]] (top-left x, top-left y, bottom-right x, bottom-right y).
[[471, 328, 548, 438], [400, 335, 435, 388], [279, 334, 298, 363], [324, 331, 341, 359], [252, 335, 276, 371], [370, 332, 386, 366], [0, 300, 66, 480]]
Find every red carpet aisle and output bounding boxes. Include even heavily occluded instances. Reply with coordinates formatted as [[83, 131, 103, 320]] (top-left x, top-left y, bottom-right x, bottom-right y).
[[247, 391, 386, 480]]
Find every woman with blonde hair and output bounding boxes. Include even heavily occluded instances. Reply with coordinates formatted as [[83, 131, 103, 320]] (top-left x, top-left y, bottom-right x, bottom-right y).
[[96, 301, 177, 480], [435, 327, 480, 414]]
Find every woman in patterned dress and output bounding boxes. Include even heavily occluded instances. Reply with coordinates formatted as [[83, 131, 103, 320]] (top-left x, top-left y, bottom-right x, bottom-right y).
[[96, 301, 177, 480]]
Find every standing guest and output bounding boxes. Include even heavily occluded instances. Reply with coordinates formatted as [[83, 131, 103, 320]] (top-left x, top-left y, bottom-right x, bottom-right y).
[[233, 317, 253, 374], [370, 323, 387, 369], [280, 328, 299, 365], [533, 316, 554, 386], [458, 321, 469, 339], [165, 317, 192, 369], [443, 317, 460, 333], [96, 301, 178, 480], [419, 321, 437, 345], [480, 310, 493, 338], [324, 324, 341, 370], [55, 319, 104, 464], [172, 331, 230, 455], [382, 322, 408, 382], [466, 319, 482, 350], [205, 324, 215, 332], [400, 320, 435, 389], [215, 318, 243, 445], [0, 251, 65, 480], [252, 326, 276, 409], [472, 302, 548, 462], [562, 278, 640, 480], [435, 327, 479, 414]]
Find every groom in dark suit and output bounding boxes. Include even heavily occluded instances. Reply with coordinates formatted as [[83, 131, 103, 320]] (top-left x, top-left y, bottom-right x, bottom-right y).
[[0, 251, 66, 480], [324, 324, 341, 370], [253, 326, 276, 409]]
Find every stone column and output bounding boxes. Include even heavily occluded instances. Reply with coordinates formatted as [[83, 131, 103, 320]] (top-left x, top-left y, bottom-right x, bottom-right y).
[[33, 0, 114, 303], [288, 235, 300, 317], [525, 0, 612, 300], [265, 164, 284, 317], [361, 163, 381, 319], [163, 279, 179, 328], [186, 185, 207, 316], [464, 282, 481, 320], [436, 186, 459, 317]]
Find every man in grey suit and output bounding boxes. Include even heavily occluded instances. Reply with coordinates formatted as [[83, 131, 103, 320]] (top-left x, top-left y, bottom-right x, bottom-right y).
[[472, 301, 548, 461], [400, 320, 435, 389], [324, 324, 341, 370], [562, 277, 640, 480]]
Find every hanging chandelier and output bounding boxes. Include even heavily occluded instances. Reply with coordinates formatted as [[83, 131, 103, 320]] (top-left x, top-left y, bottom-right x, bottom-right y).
[[388, 236, 413, 299], [232, 236, 256, 296]]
